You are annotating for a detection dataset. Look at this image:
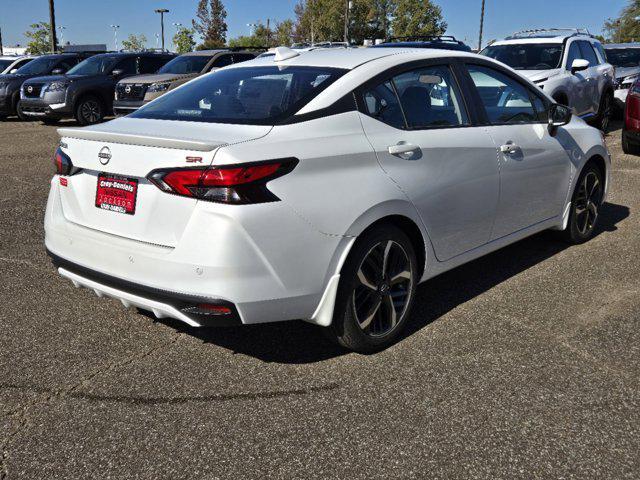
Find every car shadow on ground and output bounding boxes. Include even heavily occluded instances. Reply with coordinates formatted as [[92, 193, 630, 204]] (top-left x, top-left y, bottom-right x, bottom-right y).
[[154, 202, 630, 364]]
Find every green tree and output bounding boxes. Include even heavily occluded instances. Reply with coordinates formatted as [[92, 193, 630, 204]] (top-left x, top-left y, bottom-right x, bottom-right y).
[[391, 0, 447, 38], [121, 34, 147, 51], [603, 0, 640, 43], [275, 19, 295, 46], [25, 22, 55, 54], [193, 0, 228, 48], [173, 27, 196, 53]]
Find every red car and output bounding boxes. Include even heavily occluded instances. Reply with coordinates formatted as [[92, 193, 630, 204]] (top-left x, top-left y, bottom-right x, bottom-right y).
[[623, 79, 640, 154]]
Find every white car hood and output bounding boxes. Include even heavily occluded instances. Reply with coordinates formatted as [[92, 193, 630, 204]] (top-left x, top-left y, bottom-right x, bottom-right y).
[[58, 117, 273, 152]]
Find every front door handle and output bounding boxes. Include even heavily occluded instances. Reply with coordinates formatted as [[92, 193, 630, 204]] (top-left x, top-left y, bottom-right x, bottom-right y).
[[500, 142, 519, 155], [388, 143, 421, 159]]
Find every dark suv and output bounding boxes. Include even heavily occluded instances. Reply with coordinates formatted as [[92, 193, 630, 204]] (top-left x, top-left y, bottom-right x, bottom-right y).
[[113, 49, 259, 115], [20, 51, 175, 125], [373, 35, 472, 52], [0, 53, 96, 120]]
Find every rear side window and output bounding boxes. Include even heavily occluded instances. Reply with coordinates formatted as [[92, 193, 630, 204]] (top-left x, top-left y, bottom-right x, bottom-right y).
[[363, 81, 405, 129], [213, 54, 233, 68], [579, 41, 599, 66], [131, 65, 346, 124], [467, 65, 537, 125]]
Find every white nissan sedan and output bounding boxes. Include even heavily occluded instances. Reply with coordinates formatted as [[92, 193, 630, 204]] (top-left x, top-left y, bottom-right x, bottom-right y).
[[46, 47, 610, 352]]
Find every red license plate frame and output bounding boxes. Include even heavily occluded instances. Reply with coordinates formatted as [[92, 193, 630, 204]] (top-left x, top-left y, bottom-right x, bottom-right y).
[[95, 174, 138, 215]]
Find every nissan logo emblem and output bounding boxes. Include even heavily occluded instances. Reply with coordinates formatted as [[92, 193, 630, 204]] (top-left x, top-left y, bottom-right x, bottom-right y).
[[124, 85, 132, 94], [98, 146, 112, 165], [27, 85, 33, 93]]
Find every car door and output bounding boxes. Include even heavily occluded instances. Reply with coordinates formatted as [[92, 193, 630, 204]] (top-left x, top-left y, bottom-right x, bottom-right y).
[[357, 62, 500, 262], [579, 40, 607, 114], [563, 40, 590, 116], [464, 63, 572, 239]]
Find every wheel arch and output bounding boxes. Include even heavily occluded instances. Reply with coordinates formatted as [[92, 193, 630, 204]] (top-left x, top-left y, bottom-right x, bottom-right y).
[[72, 89, 107, 113]]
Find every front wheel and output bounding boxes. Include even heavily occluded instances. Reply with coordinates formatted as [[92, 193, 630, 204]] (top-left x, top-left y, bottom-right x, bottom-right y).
[[594, 92, 613, 133], [328, 225, 418, 353], [75, 96, 104, 125], [561, 163, 604, 244]]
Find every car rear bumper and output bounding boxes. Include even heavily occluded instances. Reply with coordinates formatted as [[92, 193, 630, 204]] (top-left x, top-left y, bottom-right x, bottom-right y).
[[44, 176, 344, 327]]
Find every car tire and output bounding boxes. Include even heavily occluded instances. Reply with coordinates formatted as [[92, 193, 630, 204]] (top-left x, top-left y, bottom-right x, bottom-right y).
[[622, 131, 640, 155], [327, 224, 418, 353], [75, 95, 104, 125], [560, 162, 604, 244], [41, 118, 60, 125], [594, 91, 613, 133], [15, 101, 30, 121]]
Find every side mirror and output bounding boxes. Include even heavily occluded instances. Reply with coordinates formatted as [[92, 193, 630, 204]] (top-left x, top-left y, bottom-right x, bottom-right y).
[[570, 59, 589, 74], [548, 103, 572, 135], [51, 68, 64, 75], [112, 69, 124, 77]]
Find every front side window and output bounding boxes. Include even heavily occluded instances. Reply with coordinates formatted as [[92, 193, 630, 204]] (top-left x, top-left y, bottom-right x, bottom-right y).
[[131, 65, 345, 124], [481, 43, 563, 70], [158, 55, 213, 74], [565, 42, 583, 70], [67, 55, 120, 75], [467, 65, 537, 125], [579, 41, 599, 66]]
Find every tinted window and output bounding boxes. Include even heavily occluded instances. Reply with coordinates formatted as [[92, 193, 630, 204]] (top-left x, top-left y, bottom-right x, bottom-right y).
[[606, 47, 640, 67], [531, 95, 548, 122], [131, 66, 345, 124], [579, 41, 599, 66], [393, 66, 468, 128], [0, 60, 14, 71], [114, 57, 138, 75], [363, 81, 405, 129], [565, 42, 583, 69], [57, 61, 74, 72], [233, 53, 256, 63], [467, 65, 536, 124], [15, 56, 60, 75], [481, 43, 563, 70], [67, 55, 120, 75], [158, 55, 213, 74], [139, 56, 171, 74], [594, 42, 608, 64], [213, 54, 233, 68]]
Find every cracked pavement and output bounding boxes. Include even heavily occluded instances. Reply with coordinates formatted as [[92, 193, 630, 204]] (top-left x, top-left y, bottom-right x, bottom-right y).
[[0, 119, 639, 479]]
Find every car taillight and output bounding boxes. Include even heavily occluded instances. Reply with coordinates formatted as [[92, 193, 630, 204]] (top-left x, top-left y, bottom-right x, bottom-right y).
[[147, 159, 297, 204], [53, 147, 79, 176]]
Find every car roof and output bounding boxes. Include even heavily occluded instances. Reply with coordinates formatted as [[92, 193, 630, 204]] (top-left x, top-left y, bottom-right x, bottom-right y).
[[225, 47, 475, 70], [605, 43, 640, 49], [374, 41, 471, 52]]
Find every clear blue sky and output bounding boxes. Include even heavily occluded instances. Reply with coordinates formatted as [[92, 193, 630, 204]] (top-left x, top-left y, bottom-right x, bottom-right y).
[[0, 0, 630, 49]]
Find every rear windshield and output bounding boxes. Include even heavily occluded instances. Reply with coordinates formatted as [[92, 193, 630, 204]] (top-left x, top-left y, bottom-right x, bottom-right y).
[[131, 65, 346, 124], [15, 56, 60, 75], [67, 55, 120, 75], [605, 48, 640, 68], [481, 43, 564, 70], [158, 55, 213, 74]]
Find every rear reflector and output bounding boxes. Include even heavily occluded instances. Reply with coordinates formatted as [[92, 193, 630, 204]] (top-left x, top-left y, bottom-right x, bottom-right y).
[[147, 159, 297, 204]]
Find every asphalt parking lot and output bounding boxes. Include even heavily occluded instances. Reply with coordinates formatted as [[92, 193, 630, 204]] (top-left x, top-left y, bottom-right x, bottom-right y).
[[0, 118, 639, 479]]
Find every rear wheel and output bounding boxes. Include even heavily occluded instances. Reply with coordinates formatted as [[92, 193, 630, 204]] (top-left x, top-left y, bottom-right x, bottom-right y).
[[594, 91, 613, 133], [328, 225, 417, 353], [622, 131, 640, 155], [75, 95, 104, 125], [561, 162, 604, 244]]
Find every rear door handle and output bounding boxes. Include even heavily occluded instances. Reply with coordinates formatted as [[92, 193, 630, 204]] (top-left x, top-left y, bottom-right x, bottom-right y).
[[500, 142, 519, 155], [388, 143, 421, 159]]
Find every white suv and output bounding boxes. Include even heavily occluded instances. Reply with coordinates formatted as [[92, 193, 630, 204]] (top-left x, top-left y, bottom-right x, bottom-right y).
[[481, 29, 615, 131], [0, 55, 35, 75]]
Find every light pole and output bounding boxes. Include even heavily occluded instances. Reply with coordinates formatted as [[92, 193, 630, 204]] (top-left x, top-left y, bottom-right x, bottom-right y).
[[155, 8, 170, 51], [57, 26, 66, 47], [0, 27, 3, 56], [48, 0, 58, 53], [110, 24, 120, 51], [172, 22, 182, 51], [344, 0, 352, 44], [247, 23, 257, 36], [478, 0, 486, 51]]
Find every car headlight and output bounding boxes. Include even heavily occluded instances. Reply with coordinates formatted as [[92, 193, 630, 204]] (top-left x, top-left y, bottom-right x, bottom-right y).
[[147, 82, 171, 93], [45, 81, 69, 92]]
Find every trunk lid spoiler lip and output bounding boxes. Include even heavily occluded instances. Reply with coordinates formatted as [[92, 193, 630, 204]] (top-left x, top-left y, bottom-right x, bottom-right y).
[[57, 127, 226, 152]]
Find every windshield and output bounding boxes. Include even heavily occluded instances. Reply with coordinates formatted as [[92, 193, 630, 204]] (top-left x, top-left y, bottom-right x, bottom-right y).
[[159, 55, 212, 74], [15, 57, 60, 75], [131, 66, 346, 124], [67, 55, 119, 75], [481, 43, 564, 70], [606, 48, 640, 68]]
